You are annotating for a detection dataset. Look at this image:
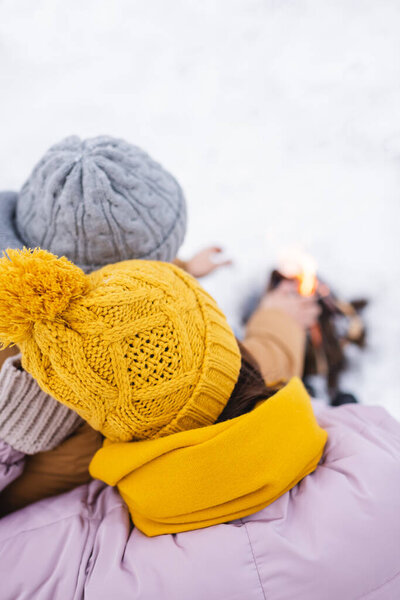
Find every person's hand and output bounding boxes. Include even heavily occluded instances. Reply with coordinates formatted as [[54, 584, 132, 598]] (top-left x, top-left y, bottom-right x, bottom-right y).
[[260, 280, 321, 329], [185, 246, 232, 278]]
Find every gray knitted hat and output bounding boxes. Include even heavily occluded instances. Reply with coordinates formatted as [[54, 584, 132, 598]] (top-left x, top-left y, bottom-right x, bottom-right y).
[[12, 135, 186, 271], [0, 191, 21, 252]]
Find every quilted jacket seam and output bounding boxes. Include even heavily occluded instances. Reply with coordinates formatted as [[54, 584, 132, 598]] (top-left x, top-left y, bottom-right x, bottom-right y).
[[242, 519, 267, 600]]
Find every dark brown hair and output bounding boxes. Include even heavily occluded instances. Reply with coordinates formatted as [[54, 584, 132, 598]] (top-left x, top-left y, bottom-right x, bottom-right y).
[[216, 341, 282, 423]]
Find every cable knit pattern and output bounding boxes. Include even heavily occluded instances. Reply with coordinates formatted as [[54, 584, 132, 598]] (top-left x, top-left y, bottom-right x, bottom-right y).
[[15, 136, 187, 271], [0, 250, 241, 442], [0, 355, 82, 454], [0, 192, 23, 252]]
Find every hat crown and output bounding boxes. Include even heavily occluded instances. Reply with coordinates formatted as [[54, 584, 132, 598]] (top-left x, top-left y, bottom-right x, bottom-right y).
[[16, 136, 187, 271]]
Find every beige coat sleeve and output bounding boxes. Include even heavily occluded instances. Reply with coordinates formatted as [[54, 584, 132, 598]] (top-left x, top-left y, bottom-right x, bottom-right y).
[[0, 346, 19, 371], [173, 258, 188, 271], [242, 307, 306, 385]]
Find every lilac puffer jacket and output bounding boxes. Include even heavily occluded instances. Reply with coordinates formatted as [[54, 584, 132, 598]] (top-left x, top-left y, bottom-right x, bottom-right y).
[[1, 403, 399, 600]]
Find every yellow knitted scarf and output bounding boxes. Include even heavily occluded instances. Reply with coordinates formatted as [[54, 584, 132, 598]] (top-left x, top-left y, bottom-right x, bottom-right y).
[[90, 378, 327, 536]]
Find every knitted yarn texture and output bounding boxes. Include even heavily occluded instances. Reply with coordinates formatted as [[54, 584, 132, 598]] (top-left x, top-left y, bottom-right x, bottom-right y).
[[0, 354, 82, 455], [0, 249, 241, 442], [15, 136, 187, 271], [0, 192, 22, 252]]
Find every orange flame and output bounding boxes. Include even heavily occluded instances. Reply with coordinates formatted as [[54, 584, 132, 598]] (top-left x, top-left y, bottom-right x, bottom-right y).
[[278, 249, 318, 297], [296, 254, 317, 297]]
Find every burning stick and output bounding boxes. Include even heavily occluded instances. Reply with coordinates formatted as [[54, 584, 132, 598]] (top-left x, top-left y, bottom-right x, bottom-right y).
[[289, 256, 328, 374], [269, 250, 367, 401]]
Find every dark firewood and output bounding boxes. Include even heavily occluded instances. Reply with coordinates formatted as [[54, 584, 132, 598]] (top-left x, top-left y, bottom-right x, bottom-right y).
[[266, 269, 367, 399], [350, 299, 368, 311]]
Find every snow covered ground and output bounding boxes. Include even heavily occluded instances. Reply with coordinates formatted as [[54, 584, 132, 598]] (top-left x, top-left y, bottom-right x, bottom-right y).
[[0, 0, 399, 417]]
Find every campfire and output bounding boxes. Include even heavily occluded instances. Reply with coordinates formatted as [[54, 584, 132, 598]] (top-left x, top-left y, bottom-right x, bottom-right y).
[[268, 250, 367, 404]]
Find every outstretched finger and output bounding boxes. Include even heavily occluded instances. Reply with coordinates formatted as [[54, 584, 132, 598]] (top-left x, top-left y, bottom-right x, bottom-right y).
[[206, 246, 223, 255], [210, 258, 233, 270]]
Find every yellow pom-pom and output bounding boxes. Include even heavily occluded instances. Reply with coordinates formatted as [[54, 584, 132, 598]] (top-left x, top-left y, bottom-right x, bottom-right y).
[[0, 248, 88, 347]]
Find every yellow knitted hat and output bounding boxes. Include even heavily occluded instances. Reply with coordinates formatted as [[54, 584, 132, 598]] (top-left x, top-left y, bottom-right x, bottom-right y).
[[0, 249, 241, 442]]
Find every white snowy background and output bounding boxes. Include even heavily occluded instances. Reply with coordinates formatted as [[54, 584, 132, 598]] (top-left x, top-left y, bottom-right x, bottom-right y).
[[0, 0, 399, 417]]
